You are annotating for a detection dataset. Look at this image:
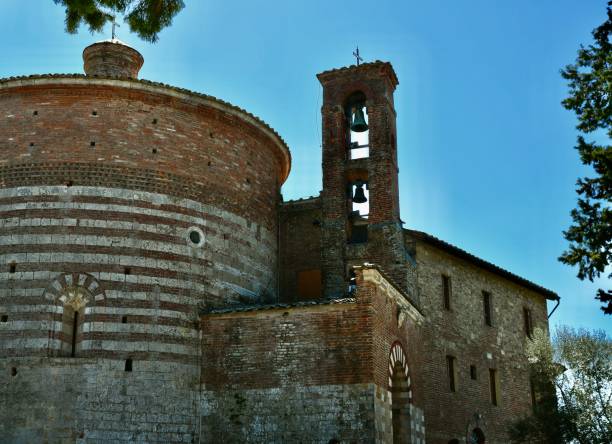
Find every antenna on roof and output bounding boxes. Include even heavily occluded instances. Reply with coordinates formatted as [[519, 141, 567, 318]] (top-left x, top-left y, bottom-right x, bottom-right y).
[[353, 46, 363, 66]]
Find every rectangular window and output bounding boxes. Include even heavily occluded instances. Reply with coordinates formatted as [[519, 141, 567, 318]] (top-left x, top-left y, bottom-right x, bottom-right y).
[[524, 307, 533, 338], [446, 355, 457, 392], [470, 365, 477, 380], [489, 368, 499, 406], [442, 274, 451, 310], [483, 291, 492, 326]]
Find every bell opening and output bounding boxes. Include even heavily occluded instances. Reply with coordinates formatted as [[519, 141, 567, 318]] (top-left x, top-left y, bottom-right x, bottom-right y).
[[351, 181, 369, 217], [349, 104, 369, 160]]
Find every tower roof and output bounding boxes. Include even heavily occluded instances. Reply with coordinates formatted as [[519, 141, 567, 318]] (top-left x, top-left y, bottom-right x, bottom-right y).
[[317, 60, 399, 89], [83, 39, 144, 79]]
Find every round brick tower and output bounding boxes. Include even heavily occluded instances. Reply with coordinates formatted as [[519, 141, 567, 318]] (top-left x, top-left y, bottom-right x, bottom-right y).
[[0, 41, 290, 442]]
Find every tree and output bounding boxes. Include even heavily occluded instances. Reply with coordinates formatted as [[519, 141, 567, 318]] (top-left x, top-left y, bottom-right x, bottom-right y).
[[558, 1, 612, 314], [509, 327, 612, 444], [53, 0, 185, 43]]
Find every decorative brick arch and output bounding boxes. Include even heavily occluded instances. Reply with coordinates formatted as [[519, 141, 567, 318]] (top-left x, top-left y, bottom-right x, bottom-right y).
[[43, 272, 106, 306], [388, 341, 412, 402]]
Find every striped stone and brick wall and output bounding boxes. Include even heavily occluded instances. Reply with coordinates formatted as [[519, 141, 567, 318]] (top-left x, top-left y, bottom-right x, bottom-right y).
[[0, 73, 290, 443]]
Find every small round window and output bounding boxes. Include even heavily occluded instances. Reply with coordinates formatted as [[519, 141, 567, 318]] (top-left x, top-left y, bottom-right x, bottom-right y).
[[186, 227, 204, 247]]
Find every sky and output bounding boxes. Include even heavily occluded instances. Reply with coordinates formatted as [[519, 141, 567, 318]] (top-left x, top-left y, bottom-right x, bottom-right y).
[[0, 0, 609, 333]]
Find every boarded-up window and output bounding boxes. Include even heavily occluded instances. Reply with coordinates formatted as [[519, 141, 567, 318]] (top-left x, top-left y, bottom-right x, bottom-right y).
[[297, 269, 322, 300]]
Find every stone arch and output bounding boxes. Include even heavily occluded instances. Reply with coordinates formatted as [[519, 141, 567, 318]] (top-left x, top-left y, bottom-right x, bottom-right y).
[[388, 341, 411, 400], [388, 341, 412, 444], [43, 273, 105, 357], [43, 273, 105, 305]]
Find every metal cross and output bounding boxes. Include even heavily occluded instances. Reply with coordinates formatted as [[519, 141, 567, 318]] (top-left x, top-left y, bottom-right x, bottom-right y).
[[353, 46, 363, 66], [111, 17, 120, 40]]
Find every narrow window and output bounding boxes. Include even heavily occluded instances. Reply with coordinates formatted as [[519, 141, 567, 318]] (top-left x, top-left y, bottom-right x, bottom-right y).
[[122, 315, 128, 324], [530, 378, 537, 410], [483, 291, 492, 326], [9, 263, 16, 273], [70, 311, 78, 357], [124, 267, 131, 276], [442, 274, 451, 310], [1, 315, 7, 322], [470, 365, 477, 380], [524, 307, 533, 338], [125, 358, 133, 372], [446, 355, 457, 392], [11, 367, 17, 376], [489, 368, 499, 406]]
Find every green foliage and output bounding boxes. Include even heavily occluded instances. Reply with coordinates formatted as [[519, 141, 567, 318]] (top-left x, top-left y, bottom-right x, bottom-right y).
[[509, 327, 612, 444], [52, 0, 185, 42], [559, 2, 612, 314]]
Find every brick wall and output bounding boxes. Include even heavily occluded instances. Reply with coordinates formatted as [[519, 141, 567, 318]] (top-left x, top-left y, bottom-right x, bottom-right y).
[[0, 76, 288, 442], [409, 237, 550, 444], [279, 197, 322, 301], [200, 266, 426, 443]]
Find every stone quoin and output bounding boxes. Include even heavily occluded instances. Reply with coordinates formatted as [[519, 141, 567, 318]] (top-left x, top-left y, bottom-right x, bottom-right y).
[[0, 40, 558, 443]]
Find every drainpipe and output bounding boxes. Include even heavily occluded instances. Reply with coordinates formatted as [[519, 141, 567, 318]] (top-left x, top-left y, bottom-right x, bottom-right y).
[[547, 297, 560, 319]]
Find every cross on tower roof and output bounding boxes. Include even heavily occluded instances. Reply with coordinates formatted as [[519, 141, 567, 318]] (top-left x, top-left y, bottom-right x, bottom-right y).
[[111, 17, 120, 40], [352, 46, 363, 66]]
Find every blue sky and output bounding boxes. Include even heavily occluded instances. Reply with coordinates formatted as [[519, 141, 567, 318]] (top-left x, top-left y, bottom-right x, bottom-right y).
[[1, 0, 609, 333]]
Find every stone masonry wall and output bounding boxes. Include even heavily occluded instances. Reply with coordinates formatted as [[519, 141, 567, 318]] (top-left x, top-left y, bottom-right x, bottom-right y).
[[0, 358, 198, 444], [410, 238, 551, 444], [201, 384, 377, 443]]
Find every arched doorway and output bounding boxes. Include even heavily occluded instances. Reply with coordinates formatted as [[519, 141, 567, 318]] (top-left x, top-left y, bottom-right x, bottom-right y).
[[388, 342, 412, 444], [470, 428, 486, 444]]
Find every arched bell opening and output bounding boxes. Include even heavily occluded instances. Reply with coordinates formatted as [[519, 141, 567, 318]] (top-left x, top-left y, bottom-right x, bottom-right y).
[[344, 91, 369, 160], [346, 168, 369, 243]]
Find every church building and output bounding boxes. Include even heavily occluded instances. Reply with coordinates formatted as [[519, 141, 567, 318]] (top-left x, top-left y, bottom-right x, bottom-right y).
[[0, 39, 558, 444]]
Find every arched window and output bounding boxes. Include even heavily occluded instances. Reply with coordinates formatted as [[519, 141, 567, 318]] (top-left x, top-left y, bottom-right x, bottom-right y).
[[59, 286, 90, 357]]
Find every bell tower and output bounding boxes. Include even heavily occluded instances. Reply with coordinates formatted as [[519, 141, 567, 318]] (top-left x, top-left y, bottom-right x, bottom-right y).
[[317, 61, 412, 298]]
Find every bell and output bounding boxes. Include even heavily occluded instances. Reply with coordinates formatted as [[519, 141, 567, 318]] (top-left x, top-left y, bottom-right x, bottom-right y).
[[352, 182, 367, 203], [350, 106, 368, 132]]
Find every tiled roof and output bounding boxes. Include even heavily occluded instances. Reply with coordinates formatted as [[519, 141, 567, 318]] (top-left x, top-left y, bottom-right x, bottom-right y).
[[406, 229, 559, 300], [202, 298, 356, 315]]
